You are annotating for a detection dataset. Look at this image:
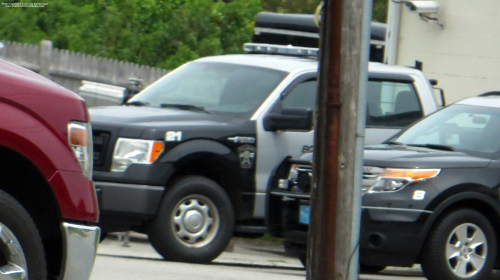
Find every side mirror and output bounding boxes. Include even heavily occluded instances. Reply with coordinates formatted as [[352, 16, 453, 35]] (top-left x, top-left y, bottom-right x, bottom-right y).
[[430, 79, 446, 106], [264, 108, 313, 131]]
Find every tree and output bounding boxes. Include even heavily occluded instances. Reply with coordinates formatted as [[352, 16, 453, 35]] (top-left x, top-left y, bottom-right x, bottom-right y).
[[0, 0, 261, 69], [372, 0, 388, 22], [262, 0, 323, 14], [0, 0, 387, 70], [261, 0, 388, 22]]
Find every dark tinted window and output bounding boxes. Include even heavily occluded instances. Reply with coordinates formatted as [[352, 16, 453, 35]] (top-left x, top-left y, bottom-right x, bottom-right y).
[[282, 80, 317, 111], [366, 81, 422, 127]]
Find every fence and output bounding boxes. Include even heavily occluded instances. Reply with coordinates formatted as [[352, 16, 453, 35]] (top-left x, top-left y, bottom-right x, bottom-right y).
[[0, 40, 170, 94]]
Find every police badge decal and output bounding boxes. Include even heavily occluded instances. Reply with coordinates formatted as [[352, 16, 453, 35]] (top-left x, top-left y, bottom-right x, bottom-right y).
[[237, 145, 256, 169]]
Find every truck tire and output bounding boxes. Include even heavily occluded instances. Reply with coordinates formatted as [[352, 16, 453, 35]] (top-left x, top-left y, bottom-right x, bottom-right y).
[[421, 209, 496, 280], [0, 189, 47, 280], [148, 176, 234, 263]]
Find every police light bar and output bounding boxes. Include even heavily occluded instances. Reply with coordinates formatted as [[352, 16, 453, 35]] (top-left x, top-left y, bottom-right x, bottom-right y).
[[243, 43, 319, 57]]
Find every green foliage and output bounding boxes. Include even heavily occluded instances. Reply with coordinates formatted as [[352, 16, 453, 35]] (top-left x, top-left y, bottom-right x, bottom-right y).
[[0, 0, 261, 69], [372, 0, 388, 22], [0, 0, 387, 70], [261, 0, 388, 22], [262, 0, 322, 14]]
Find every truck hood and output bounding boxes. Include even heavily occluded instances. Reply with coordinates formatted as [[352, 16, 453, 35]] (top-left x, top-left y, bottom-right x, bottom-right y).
[[89, 106, 234, 126], [364, 145, 491, 169], [0, 60, 88, 147], [89, 106, 255, 141]]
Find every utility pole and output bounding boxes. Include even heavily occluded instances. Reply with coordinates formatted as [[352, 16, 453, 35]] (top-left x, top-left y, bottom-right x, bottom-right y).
[[307, 0, 372, 279]]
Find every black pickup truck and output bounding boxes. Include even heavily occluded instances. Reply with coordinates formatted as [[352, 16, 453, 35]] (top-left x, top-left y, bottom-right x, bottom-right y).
[[89, 13, 440, 265]]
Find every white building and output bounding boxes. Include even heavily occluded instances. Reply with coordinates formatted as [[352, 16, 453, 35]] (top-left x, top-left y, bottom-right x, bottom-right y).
[[386, 0, 500, 103]]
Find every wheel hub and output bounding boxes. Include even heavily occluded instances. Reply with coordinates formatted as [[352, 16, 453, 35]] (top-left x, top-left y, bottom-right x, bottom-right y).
[[172, 194, 220, 248], [183, 210, 204, 233], [459, 245, 472, 258]]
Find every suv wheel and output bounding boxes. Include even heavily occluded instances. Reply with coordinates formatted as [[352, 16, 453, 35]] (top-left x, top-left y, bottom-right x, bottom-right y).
[[148, 176, 234, 264], [0, 190, 46, 280], [421, 209, 496, 280]]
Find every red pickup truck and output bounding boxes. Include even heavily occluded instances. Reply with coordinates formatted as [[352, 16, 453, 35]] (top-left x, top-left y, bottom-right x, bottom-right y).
[[0, 60, 99, 280]]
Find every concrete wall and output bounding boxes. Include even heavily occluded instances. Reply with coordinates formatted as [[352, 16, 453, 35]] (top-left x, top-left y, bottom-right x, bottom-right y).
[[0, 40, 170, 94], [396, 0, 500, 102]]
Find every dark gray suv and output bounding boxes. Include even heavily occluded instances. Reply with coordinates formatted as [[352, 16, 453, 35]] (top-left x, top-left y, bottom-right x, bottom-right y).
[[267, 93, 500, 280]]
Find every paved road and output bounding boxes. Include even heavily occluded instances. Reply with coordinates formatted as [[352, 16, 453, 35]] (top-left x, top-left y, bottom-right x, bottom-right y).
[[91, 233, 305, 280], [89, 233, 500, 280]]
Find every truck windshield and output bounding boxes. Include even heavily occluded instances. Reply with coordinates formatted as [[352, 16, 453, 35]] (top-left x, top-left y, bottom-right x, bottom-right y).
[[393, 104, 500, 158], [128, 62, 288, 117]]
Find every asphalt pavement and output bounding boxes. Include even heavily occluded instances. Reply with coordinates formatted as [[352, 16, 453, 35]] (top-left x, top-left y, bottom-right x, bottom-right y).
[[89, 232, 500, 280]]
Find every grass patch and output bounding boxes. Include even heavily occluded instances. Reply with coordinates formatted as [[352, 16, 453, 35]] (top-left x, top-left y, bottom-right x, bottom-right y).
[[258, 233, 282, 243]]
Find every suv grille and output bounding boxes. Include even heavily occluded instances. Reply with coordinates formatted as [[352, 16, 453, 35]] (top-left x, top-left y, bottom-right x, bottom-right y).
[[92, 130, 111, 167], [362, 166, 384, 193]]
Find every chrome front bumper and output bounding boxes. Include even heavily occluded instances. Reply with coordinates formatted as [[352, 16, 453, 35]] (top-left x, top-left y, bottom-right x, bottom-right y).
[[60, 222, 101, 280]]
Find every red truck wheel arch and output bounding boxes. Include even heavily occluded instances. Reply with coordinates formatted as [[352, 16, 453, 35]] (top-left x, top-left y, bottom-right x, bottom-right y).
[[0, 102, 98, 222]]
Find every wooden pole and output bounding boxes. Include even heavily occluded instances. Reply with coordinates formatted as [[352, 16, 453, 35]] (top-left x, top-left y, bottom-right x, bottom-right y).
[[308, 0, 371, 279]]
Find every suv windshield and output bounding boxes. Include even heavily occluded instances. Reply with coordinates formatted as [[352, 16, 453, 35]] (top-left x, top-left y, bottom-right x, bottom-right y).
[[128, 62, 288, 117], [393, 104, 500, 158]]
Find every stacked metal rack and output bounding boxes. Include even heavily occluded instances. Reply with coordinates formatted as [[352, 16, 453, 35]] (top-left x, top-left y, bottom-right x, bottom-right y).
[[251, 12, 386, 62]]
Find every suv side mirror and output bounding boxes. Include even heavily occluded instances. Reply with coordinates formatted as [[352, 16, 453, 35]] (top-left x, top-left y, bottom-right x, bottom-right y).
[[264, 108, 314, 131]]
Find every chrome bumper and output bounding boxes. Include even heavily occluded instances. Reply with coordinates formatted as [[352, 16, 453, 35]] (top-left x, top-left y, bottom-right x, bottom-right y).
[[60, 222, 101, 280]]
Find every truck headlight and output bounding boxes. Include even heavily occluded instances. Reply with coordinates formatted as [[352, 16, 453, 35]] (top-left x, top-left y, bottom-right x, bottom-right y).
[[367, 168, 440, 193], [68, 122, 93, 180], [111, 138, 164, 172]]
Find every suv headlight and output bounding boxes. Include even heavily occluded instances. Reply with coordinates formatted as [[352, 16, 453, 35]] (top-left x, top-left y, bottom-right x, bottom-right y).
[[68, 122, 93, 180], [367, 168, 440, 193], [111, 138, 164, 172]]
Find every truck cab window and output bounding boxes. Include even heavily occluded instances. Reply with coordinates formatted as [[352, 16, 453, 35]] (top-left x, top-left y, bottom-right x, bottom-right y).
[[366, 81, 422, 127], [280, 79, 317, 112]]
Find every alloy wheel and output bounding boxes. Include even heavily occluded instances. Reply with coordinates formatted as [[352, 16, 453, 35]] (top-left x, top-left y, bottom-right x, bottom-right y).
[[0, 222, 27, 280], [445, 223, 487, 278]]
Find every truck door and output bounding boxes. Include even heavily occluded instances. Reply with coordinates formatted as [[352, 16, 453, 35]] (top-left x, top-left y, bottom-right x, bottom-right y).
[[254, 73, 317, 218]]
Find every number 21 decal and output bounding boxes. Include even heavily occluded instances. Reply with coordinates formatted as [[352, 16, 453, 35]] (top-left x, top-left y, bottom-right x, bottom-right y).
[[166, 131, 182, 141]]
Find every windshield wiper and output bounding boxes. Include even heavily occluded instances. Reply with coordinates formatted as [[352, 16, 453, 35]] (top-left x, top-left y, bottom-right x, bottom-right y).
[[160, 103, 211, 114], [407, 143, 455, 151], [124, 101, 150, 106], [388, 141, 406, 146]]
